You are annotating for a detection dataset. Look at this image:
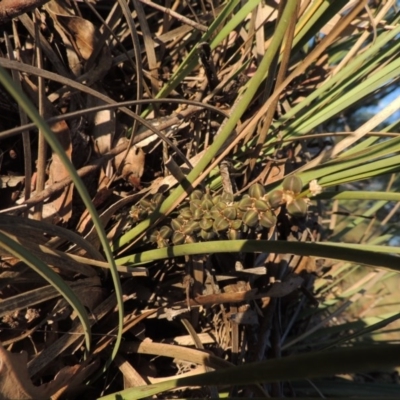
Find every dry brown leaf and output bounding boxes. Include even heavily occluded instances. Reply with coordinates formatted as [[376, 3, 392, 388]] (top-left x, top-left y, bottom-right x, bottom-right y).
[[45, 0, 110, 77], [58, 15, 97, 61], [87, 87, 116, 190], [47, 120, 73, 223], [0, 343, 94, 400], [0, 175, 24, 188], [75, 187, 114, 235], [45, 0, 82, 75], [114, 138, 145, 188]]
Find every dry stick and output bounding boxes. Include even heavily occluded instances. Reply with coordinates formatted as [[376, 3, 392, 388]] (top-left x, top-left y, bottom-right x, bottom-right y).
[[0, 98, 227, 214], [21, 143, 127, 210], [33, 12, 47, 221], [138, 0, 207, 32], [117, 0, 143, 136], [133, 0, 158, 96], [329, 1, 393, 77], [180, 318, 219, 398], [16, 111, 202, 210], [4, 31, 32, 208], [0, 98, 226, 140], [172, 273, 303, 308]]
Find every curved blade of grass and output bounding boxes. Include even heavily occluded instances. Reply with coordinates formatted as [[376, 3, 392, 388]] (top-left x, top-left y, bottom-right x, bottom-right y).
[[314, 191, 400, 202], [278, 23, 400, 137], [283, 57, 400, 139], [0, 66, 123, 371], [0, 230, 91, 352], [307, 157, 400, 188], [114, 0, 299, 250], [116, 240, 400, 272], [98, 344, 400, 399]]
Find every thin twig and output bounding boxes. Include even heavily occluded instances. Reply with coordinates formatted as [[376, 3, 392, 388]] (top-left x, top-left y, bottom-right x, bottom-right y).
[[138, 0, 208, 32]]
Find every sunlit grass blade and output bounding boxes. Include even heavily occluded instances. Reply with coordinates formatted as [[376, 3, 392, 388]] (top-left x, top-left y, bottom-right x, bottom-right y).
[[116, 240, 400, 272]]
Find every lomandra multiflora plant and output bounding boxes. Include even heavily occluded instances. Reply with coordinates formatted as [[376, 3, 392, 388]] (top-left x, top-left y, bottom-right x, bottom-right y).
[[1, 1, 400, 399]]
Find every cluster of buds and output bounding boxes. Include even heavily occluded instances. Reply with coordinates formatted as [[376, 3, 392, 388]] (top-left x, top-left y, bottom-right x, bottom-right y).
[[129, 175, 307, 248]]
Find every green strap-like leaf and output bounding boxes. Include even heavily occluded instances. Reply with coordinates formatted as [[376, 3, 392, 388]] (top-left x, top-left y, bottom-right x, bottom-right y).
[[0, 230, 92, 352]]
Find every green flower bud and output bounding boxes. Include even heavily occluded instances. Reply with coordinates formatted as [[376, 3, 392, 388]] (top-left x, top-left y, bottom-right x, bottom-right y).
[[287, 198, 308, 217], [268, 190, 284, 208], [200, 230, 215, 240], [139, 198, 152, 209], [282, 175, 303, 193], [230, 219, 242, 230], [201, 199, 214, 210], [185, 235, 197, 244], [149, 230, 159, 243], [227, 229, 240, 240], [221, 192, 234, 203], [157, 239, 168, 248], [249, 183, 265, 199], [179, 207, 193, 220], [171, 218, 183, 231], [172, 231, 185, 245], [190, 199, 202, 213], [210, 207, 222, 220], [238, 197, 254, 211], [182, 221, 200, 235], [242, 210, 259, 227], [254, 199, 269, 212], [199, 218, 213, 231], [192, 208, 204, 220], [259, 211, 277, 228], [213, 217, 229, 232], [159, 225, 172, 239], [215, 201, 227, 211], [212, 194, 222, 205], [190, 190, 203, 201], [202, 193, 213, 202], [222, 206, 237, 220]]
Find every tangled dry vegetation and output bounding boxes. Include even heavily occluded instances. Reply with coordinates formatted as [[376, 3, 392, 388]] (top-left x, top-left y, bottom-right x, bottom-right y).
[[1, 1, 400, 399]]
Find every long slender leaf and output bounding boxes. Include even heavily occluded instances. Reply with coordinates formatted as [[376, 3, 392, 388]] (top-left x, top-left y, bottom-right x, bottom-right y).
[[0, 230, 92, 352], [117, 240, 400, 271], [0, 66, 124, 371], [99, 344, 400, 399]]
